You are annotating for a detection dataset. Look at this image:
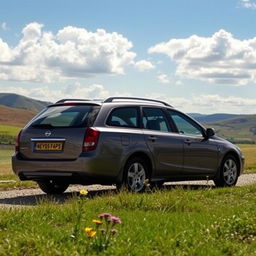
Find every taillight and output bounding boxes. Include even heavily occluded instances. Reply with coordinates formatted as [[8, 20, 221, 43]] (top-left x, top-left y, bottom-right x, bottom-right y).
[[15, 129, 23, 152], [83, 127, 100, 152]]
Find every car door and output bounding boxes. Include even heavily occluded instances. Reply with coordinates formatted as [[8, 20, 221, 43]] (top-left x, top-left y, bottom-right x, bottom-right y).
[[167, 110, 218, 175], [142, 107, 184, 177]]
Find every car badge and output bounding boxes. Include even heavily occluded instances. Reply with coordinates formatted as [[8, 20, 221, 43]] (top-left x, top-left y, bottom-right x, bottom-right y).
[[45, 130, 52, 137]]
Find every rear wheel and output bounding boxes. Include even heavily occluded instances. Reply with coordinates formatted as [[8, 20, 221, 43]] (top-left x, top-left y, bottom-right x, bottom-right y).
[[123, 157, 149, 193], [214, 155, 239, 187], [37, 180, 69, 194]]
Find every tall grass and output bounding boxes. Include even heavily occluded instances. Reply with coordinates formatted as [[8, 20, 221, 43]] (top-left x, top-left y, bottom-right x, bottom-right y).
[[0, 186, 255, 255]]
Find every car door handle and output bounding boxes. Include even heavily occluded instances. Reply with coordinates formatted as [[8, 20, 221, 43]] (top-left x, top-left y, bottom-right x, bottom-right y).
[[148, 136, 157, 142], [184, 139, 192, 145]]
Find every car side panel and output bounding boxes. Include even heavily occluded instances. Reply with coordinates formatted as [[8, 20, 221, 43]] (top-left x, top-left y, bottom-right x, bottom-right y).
[[142, 130, 184, 177], [87, 127, 151, 178], [183, 136, 218, 174]]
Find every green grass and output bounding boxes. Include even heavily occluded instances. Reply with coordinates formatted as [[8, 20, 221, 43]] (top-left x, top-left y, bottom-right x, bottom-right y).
[[0, 146, 36, 190], [238, 144, 256, 173], [0, 124, 22, 136], [0, 186, 256, 255], [0, 124, 22, 144]]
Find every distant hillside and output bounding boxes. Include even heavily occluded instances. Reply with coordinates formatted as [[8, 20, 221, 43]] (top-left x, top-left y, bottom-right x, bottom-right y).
[[190, 113, 240, 123], [0, 93, 51, 112], [204, 115, 256, 144], [0, 105, 36, 127]]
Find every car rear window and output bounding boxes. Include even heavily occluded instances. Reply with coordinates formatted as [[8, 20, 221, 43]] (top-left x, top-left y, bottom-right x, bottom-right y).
[[30, 105, 99, 128]]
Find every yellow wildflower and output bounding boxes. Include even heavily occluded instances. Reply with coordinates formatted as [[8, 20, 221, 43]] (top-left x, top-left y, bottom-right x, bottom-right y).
[[84, 227, 96, 238], [92, 219, 103, 225], [80, 189, 88, 196]]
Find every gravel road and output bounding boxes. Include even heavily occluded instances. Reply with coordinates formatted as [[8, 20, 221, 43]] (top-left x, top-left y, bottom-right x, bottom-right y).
[[0, 173, 256, 208]]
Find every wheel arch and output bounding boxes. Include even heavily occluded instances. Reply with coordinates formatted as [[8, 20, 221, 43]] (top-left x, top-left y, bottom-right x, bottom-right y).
[[117, 151, 154, 184], [218, 150, 241, 177]]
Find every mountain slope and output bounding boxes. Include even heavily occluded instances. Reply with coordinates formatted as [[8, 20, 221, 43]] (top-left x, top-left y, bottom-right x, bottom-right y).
[[190, 113, 240, 123], [0, 105, 36, 127], [205, 115, 256, 143], [0, 93, 51, 112]]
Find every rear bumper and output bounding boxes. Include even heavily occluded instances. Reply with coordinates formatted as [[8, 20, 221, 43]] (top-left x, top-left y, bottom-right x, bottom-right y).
[[12, 152, 122, 184]]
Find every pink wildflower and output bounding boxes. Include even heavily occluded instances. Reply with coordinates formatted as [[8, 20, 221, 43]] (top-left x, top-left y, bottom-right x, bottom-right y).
[[110, 229, 118, 235], [99, 213, 112, 220], [108, 216, 121, 224]]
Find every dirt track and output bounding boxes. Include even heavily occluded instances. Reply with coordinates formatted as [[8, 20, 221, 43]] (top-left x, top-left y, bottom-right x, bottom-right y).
[[0, 173, 256, 208]]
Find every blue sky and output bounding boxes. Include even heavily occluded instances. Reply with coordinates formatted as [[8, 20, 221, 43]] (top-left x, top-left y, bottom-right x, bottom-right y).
[[1, 0, 256, 113]]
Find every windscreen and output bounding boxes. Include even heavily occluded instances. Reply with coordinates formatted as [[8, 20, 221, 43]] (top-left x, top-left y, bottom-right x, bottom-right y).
[[30, 105, 97, 128]]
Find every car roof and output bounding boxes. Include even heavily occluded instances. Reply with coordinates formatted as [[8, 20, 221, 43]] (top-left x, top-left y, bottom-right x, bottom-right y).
[[49, 97, 174, 108]]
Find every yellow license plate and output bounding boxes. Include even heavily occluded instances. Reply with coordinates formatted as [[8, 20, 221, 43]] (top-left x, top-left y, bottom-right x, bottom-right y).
[[35, 142, 63, 151]]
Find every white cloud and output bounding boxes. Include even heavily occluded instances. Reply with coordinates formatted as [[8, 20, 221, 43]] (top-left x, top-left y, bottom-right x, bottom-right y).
[[1, 82, 256, 114], [175, 80, 183, 86], [134, 60, 155, 71], [1, 22, 8, 31], [0, 22, 137, 82], [149, 29, 256, 86], [157, 73, 170, 84], [240, 0, 256, 9], [0, 83, 111, 103], [145, 93, 256, 114]]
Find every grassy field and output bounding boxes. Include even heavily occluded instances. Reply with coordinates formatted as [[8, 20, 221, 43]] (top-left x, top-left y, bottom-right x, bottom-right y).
[[0, 144, 255, 190], [0, 146, 36, 190], [0, 186, 255, 255], [0, 124, 22, 145], [238, 144, 256, 173], [0, 124, 22, 136]]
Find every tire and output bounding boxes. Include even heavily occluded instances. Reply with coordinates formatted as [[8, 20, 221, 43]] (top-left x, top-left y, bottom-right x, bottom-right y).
[[123, 157, 149, 193], [214, 155, 239, 187], [37, 180, 69, 194]]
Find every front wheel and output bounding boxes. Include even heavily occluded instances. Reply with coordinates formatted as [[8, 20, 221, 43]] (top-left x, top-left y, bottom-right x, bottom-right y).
[[37, 180, 69, 194], [123, 157, 149, 193], [214, 155, 239, 187]]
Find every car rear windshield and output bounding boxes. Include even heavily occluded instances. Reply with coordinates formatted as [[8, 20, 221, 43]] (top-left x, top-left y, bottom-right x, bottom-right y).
[[30, 105, 99, 128]]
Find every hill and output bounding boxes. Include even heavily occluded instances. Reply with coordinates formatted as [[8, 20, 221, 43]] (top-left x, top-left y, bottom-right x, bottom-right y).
[[204, 115, 256, 144], [0, 105, 37, 144], [190, 113, 240, 123], [0, 105, 36, 127], [0, 93, 50, 112]]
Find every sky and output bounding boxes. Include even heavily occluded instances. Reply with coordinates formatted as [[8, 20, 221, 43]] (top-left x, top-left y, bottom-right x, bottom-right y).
[[1, 0, 256, 114]]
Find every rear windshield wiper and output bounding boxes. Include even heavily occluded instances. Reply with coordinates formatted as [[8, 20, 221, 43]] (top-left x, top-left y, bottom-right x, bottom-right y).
[[31, 123, 54, 128]]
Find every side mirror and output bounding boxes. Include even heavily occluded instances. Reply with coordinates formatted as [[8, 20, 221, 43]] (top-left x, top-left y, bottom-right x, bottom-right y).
[[205, 128, 215, 138]]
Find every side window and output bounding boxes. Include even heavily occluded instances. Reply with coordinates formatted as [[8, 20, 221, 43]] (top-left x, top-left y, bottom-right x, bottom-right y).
[[107, 107, 139, 128], [142, 108, 170, 132], [168, 110, 204, 137]]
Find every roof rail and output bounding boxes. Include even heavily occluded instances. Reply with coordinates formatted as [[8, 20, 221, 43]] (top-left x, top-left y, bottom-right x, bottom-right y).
[[104, 97, 172, 107], [55, 99, 92, 104]]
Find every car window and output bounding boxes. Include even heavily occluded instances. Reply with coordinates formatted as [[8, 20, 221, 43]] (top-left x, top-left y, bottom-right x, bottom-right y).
[[107, 107, 139, 128], [142, 108, 170, 132], [168, 110, 203, 137], [30, 105, 94, 128]]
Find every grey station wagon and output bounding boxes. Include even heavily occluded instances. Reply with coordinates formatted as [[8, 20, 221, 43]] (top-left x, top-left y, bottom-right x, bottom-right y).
[[12, 97, 244, 194]]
